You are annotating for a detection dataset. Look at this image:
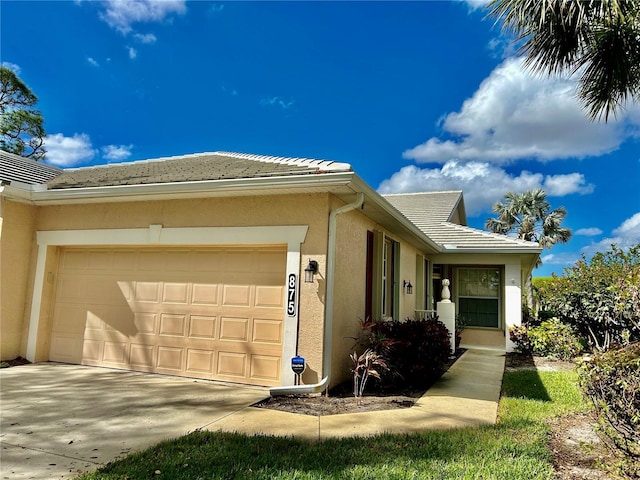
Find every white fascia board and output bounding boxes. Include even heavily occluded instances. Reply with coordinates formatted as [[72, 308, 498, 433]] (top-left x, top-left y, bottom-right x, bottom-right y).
[[440, 245, 543, 254], [22, 172, 357, 205], [0, 184, 36, 204]]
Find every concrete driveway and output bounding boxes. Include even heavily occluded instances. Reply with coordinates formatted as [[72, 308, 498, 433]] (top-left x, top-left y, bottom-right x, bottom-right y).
[[0, 363, 268, 480]]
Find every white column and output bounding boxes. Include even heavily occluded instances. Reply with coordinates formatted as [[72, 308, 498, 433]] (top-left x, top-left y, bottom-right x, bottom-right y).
[[504, 263, 522, 352], [437, 279, 455, 354]]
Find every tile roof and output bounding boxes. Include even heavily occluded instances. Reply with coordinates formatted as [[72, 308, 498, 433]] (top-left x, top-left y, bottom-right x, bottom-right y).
[[0, 150, 63, 185], [383, 191, 464, 226], [46, 151, 352, 189], [384, 191, 540, 251]]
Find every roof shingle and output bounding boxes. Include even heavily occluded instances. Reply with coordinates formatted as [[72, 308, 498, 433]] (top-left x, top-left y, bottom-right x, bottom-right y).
[[0, 150, 63, 185], [384, 191, 540, 251], [46, 151, 352, 189]]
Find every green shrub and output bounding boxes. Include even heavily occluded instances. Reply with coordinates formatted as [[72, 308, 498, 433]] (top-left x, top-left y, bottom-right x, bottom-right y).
[[542, 244, 640, 351], [578, 342, 640, 477], [369, 315, 451, 388], [527, 318, 583, 360]]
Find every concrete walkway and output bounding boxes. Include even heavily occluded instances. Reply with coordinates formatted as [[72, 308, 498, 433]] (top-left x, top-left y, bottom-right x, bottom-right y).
[[0, 349, 504, 478], [208, 348, 505, 440], [0, 364, 268, 480]]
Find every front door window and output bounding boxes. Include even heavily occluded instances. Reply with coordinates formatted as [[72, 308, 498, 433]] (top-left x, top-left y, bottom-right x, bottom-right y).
[[456, 267, 500, 328]]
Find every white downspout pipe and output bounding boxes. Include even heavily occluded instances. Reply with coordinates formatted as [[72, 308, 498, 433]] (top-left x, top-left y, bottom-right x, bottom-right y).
[[270, 192, 365, 396]]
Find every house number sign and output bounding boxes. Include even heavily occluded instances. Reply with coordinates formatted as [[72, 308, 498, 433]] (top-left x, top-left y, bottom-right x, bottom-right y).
[[287, 273, 297, 317]]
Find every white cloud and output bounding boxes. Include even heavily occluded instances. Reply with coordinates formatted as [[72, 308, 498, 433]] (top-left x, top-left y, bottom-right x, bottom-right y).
[[377, 160, 593, 216], [582, 212, 640, 254], [133, 33, 157, 44], [128, 46, 137, 59], [461, 0, 490, 11], [44, 133, 96, 167], [99, 0, 186, 35], [87, 57, 99, 67], [260, 96, 294, 110], [102, 144, 133, 161], [613, 212, 640, 239], [540, 252, 582, 267], [1, 62, 21, 74], [543, 173, 594, 196], [575, 227, 603, 236], [403, 57, 640, 165]]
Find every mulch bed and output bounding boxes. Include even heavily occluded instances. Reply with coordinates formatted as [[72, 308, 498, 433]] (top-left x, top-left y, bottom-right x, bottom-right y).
[[0, 356, 31, 368], [254, 349, 466, 416]]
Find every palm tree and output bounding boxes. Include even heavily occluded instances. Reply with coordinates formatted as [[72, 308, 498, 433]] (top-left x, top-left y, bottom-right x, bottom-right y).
[[488, 0, 640, 121], [486, 188, 571, 309], [486, 189, 572, 256]]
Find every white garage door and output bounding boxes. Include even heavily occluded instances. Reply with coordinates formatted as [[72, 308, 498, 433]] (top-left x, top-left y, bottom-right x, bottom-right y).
[[49, 246, 286, 386]]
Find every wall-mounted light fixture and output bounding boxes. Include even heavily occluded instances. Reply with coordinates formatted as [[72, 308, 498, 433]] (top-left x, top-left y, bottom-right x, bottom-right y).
[[304, 260, 319, 283], [403, 280, 413, 295]]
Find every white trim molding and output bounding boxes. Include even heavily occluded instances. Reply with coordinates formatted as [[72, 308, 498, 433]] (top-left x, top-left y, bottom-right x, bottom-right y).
[[26, 225, 309, 386]]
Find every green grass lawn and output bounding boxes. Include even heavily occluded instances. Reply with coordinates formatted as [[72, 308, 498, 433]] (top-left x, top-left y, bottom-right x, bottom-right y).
[[78, 370, 587, 480]]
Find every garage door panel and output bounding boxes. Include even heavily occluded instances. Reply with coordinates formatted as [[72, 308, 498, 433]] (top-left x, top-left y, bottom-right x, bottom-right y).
[[193, 251, 223, 272], [50, 334, 83, 363], [87, 306, 136, 336], [50, 246, 285, 386], [61, 250, 89, 270], [222, 285, 251, 306], [103, 341, 128, 364], [224, 250, 254, 273], [189, 315, 217, 339], [134, 282, 161, 303], [186, 349, 215, 376], [162, 282, 190, 304], [159, 313, 187, 337], [217, 351, 247, 378], [82, 339, 102, 362], [219, 317, 249, 342], [250, 355, 281, 381], [134, 312, 157, 335], [130, 344, 155, 368], [52, 305, 85, 334], [165, 251, 193, 272], [252, 319, 282, 344], [255, 286, 284, 308], [191, 284, 219, 306], [157, 346, 184, 371]]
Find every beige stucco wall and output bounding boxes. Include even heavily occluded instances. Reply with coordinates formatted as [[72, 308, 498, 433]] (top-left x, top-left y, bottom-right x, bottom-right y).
[[0, 199, 37, 360], [398, 242, 420, 320], [329, 201, 425, 387], [24, 193, 332, 377], [330, 204, 372, 386]]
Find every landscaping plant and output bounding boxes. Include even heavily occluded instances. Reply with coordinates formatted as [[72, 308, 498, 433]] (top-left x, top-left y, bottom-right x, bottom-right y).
[[350, 348, 387, 405], [541, 244, 640, 351], [578, 342, 640, 477], [369, 314, 451, 388], [527, 318, 584, 360]]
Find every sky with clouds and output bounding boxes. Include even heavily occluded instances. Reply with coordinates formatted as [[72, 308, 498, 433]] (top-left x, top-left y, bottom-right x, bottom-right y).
[[2, 0, 639, 276]]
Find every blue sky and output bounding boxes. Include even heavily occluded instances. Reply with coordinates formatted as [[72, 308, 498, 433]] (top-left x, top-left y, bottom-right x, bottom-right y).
[[2, 0, 639, 277]]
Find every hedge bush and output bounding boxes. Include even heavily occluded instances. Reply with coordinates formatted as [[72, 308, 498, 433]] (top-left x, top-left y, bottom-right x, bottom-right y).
[[368, 315, 451, 389], [527, 318, 584, 360], [578, 342, 640, 477]]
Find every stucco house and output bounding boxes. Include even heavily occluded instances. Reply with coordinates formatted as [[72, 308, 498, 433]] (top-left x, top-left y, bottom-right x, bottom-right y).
[[0, 150, 541, 393]]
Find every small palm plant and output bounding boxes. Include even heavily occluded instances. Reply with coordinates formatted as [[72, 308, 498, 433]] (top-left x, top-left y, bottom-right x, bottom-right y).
[[350, 348, 388, 406]]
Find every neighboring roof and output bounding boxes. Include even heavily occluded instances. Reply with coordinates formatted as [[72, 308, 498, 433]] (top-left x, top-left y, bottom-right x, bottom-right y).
[[0, 150, 62, 185], [383, 191, 465, 226], [385, 191, 541, 252], [46, 151, 352, 189]]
